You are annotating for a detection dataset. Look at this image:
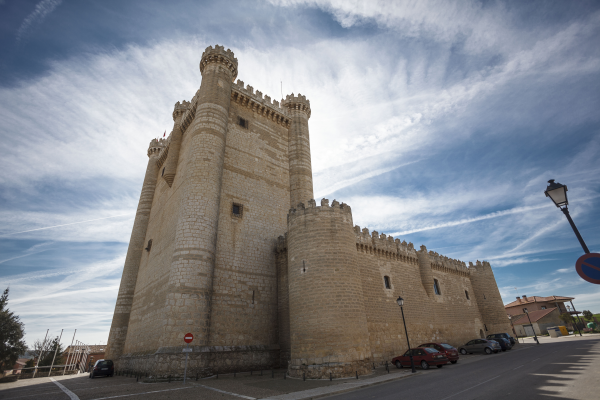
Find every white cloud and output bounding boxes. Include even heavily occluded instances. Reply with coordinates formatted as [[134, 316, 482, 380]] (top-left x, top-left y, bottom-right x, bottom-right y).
[[16, 0, 63, 43]]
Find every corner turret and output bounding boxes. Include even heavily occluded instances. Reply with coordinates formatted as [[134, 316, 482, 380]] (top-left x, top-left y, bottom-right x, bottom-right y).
[[200, 45, 238, 81]]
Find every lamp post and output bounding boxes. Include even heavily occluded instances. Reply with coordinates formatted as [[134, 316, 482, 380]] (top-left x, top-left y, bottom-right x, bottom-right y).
[[569, 302, 584, 336], [508, 314, 520, 344], [544, 179, 590, 254], [396, 296, 416, 373], [524, 310, 539, 344]]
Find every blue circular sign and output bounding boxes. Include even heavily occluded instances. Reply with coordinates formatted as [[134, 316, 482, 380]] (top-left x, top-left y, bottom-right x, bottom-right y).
[[576, 253, 600, 284]]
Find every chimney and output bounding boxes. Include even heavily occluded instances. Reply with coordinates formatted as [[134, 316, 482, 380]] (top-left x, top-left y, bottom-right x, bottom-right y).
[[522, 295, 527, 301], [516, 297, 521, 304]]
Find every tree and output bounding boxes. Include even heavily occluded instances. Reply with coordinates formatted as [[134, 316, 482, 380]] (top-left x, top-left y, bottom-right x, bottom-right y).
[[38, 337, 64, 367], [582, 310, 593, 321], [559, 312, 574, 325], [0, 287, 27, 372]]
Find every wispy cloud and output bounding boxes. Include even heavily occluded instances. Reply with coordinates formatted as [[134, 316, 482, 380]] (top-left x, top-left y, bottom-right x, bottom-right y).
[[16, 0, 63, 44]]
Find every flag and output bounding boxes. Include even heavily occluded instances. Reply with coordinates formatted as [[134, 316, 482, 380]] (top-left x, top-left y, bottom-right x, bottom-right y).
[[163, 131, 166, 137]]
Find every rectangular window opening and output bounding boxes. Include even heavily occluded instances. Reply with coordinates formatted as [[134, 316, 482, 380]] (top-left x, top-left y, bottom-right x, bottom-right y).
[[232, 203, 243, 218], [465, 290, 470, 300], [383, 276, 391, 289], [433, 279, 441, 295], [237, 116, 249, 129]]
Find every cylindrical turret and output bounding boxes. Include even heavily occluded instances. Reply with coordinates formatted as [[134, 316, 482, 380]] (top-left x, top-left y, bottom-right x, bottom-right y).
[[163, 45, 238, 347], [417, 245, 435, 298], [287, 198, 372, 379], [282, 94, 313, 208], [162, 101, 189, 187], [469, 261, 513, 336], [106, 139, 161, 361]]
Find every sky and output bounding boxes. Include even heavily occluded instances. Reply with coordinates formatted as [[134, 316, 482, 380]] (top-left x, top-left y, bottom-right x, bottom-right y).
[[1, 0, 599, 348]]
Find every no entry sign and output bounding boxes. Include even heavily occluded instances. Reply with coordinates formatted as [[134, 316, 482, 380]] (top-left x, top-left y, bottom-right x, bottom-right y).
[[184, 333, 194, 343], [576, 253, 600, 284]]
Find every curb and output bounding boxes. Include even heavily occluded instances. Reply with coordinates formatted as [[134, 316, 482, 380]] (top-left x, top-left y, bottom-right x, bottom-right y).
[[261, 371, 420, 400]]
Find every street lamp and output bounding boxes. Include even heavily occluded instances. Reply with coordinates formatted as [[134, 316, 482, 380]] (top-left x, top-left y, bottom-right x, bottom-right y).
[[507, 314, 520, 343], [396, 296, 416, 373], [524, 309, 540, 344], [544, 179, 590, 254]]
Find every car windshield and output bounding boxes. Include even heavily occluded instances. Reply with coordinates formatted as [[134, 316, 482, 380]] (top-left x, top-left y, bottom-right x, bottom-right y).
[[97, 361, 107, 367], [423, 348, 439, 353], [440, 343, 454, 350]]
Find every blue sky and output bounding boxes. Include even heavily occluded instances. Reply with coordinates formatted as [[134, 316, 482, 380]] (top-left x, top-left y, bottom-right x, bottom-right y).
[[1, 0, 599, 347]]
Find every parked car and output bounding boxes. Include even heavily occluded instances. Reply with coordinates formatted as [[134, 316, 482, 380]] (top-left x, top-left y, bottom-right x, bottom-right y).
[[486, 333, 515, 345], [392, 348, 448, 370], [418, 342, 459, 364], [89, 359, 114, 378], [458, 339, 501, 355], [495, 337, 512, 351]]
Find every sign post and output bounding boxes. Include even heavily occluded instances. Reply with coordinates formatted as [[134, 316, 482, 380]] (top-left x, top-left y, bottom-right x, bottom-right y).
[[575, 253, 600, 285], [183, 333, 193, 384]]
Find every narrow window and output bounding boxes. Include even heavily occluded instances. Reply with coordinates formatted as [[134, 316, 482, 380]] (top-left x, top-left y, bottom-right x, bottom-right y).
[[232, 203, 243, 218], [383, 276, 391, 289], [162, 167, 165, 176], [465, 290, 470, 300], [483, 294, 486, 299], [237, 116, 248, 129], [433, 279, 441, 295], [541, 306, 546, 310], [145, 239, 152, 252], [484, 324, 488, 331]]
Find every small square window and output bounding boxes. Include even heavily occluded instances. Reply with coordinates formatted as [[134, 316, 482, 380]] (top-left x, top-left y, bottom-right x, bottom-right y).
[[237, 116, 249, 129], [383, 276, 391, 289], [433, 279, 441, 295], [232, 203, 243, 218], [541, 306, 547, 310]]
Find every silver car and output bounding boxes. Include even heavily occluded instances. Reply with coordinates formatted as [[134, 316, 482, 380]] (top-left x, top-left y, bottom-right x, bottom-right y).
[[459, 339, 501, 355]]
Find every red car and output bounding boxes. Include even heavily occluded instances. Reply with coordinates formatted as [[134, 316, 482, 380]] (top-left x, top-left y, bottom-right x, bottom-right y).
[[418, 342, 459, 364], [392, 347, 448, 370]]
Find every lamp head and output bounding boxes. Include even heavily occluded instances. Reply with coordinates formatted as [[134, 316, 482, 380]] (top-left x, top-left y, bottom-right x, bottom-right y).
[[396, 296, 404, 307], [545, 179, 568, 208]]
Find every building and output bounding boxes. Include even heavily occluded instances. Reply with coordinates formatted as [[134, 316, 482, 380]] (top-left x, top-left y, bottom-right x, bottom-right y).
[[106, 44, 512, 379], [505, 295, 574, 316], [510, 308, 563, 336]]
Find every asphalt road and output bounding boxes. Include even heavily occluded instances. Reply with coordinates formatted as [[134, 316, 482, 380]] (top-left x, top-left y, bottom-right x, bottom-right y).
[[323, 336, 600, 400]]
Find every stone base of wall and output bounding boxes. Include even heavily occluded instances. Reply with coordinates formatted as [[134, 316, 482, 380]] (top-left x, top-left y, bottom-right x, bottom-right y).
[[288, 359, 372, 379], [116, 344, 280, 378]]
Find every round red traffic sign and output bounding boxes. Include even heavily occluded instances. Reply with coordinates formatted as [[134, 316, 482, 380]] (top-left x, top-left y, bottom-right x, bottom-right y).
[[184, 333, 194, 343], [576, 253, 600, 284]]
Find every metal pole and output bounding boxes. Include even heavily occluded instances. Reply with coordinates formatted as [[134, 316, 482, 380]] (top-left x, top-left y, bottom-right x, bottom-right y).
[[63, 330, 77, 375], [32, 329, 49, 379], [561, 207, 590, 254], [400, 306, 416, 373], [48, 329, 64, 377], [183, 343, 189, 384], [525, 313, 539, 344], [570, 301, 584, 337]]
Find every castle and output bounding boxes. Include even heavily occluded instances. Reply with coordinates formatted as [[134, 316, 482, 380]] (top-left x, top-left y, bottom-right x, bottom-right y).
[[106, 45, 512, 378]]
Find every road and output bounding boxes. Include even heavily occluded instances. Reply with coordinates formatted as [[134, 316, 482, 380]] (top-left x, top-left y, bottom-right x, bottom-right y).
[[323, 335, 600, 400]]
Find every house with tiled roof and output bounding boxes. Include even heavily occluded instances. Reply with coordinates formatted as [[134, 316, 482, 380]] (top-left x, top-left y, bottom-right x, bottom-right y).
[[505, 295, 574, 316], [509, 307, 563, 336]]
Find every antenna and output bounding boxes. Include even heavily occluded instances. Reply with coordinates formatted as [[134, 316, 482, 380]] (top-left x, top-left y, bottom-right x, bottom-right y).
[[281, 81, 283, 99]]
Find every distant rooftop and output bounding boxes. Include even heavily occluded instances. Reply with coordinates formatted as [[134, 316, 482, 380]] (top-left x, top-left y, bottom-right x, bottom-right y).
[[505, 295, 574, 308]]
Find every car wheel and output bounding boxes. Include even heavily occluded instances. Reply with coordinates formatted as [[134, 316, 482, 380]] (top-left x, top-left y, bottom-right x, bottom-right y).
[[484, 347, 492, 355], [420, 361, 429, 370], [91, 372, 95, 379], [437, 365, 443, 368], [395, 361, 402, 369], [460, 349, 467, 355], [450, 360, 457, 364]]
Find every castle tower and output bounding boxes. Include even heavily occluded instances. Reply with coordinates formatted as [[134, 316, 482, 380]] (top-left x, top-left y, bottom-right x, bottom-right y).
[[417, 245, 435, 298], [287, 199, 372, 378], [282, 94, 313, 208], [162, 101, 189, 187], [469, 261, 512, 336], [105, 139, 161, 361], [161, 45, 238, 347]]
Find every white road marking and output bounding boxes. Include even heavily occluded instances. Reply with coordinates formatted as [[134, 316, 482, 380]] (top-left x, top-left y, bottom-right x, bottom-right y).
[[196, 384, 257, 399], [532, 358, 541, 362], [440, 376, 498, 400], [513, 365, 524, 370], [91, 387, 193, 400], [50, 378, 80, 400]]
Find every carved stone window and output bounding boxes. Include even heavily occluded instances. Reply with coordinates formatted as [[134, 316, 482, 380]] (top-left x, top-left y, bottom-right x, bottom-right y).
[[465, 290, 470, 300], [232, 203, 243, 218], [237, 116, 249, 129], [145, 239, 153, 252], [433, 279, 441, 295], [383, 276, 391, 289]]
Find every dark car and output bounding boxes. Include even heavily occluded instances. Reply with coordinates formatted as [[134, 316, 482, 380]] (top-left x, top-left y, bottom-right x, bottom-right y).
[[486, 333, 515, 345], [495, 337, 512, 351], [458, 339, 501, 355], [392, 348, 448, 370], [89, 359, 114, 378], [418, 342, 459, 364]]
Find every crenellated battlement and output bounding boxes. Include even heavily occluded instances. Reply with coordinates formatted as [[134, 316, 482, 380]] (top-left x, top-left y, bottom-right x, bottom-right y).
[[172, 100, 190, 120], [231, 80, 291, 128], [148, 138, 166, 157], [287, 198, 352, 223], [200, 45, 238, 81], [353, 225, 418, 264], [282, 93, 311, 119]]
